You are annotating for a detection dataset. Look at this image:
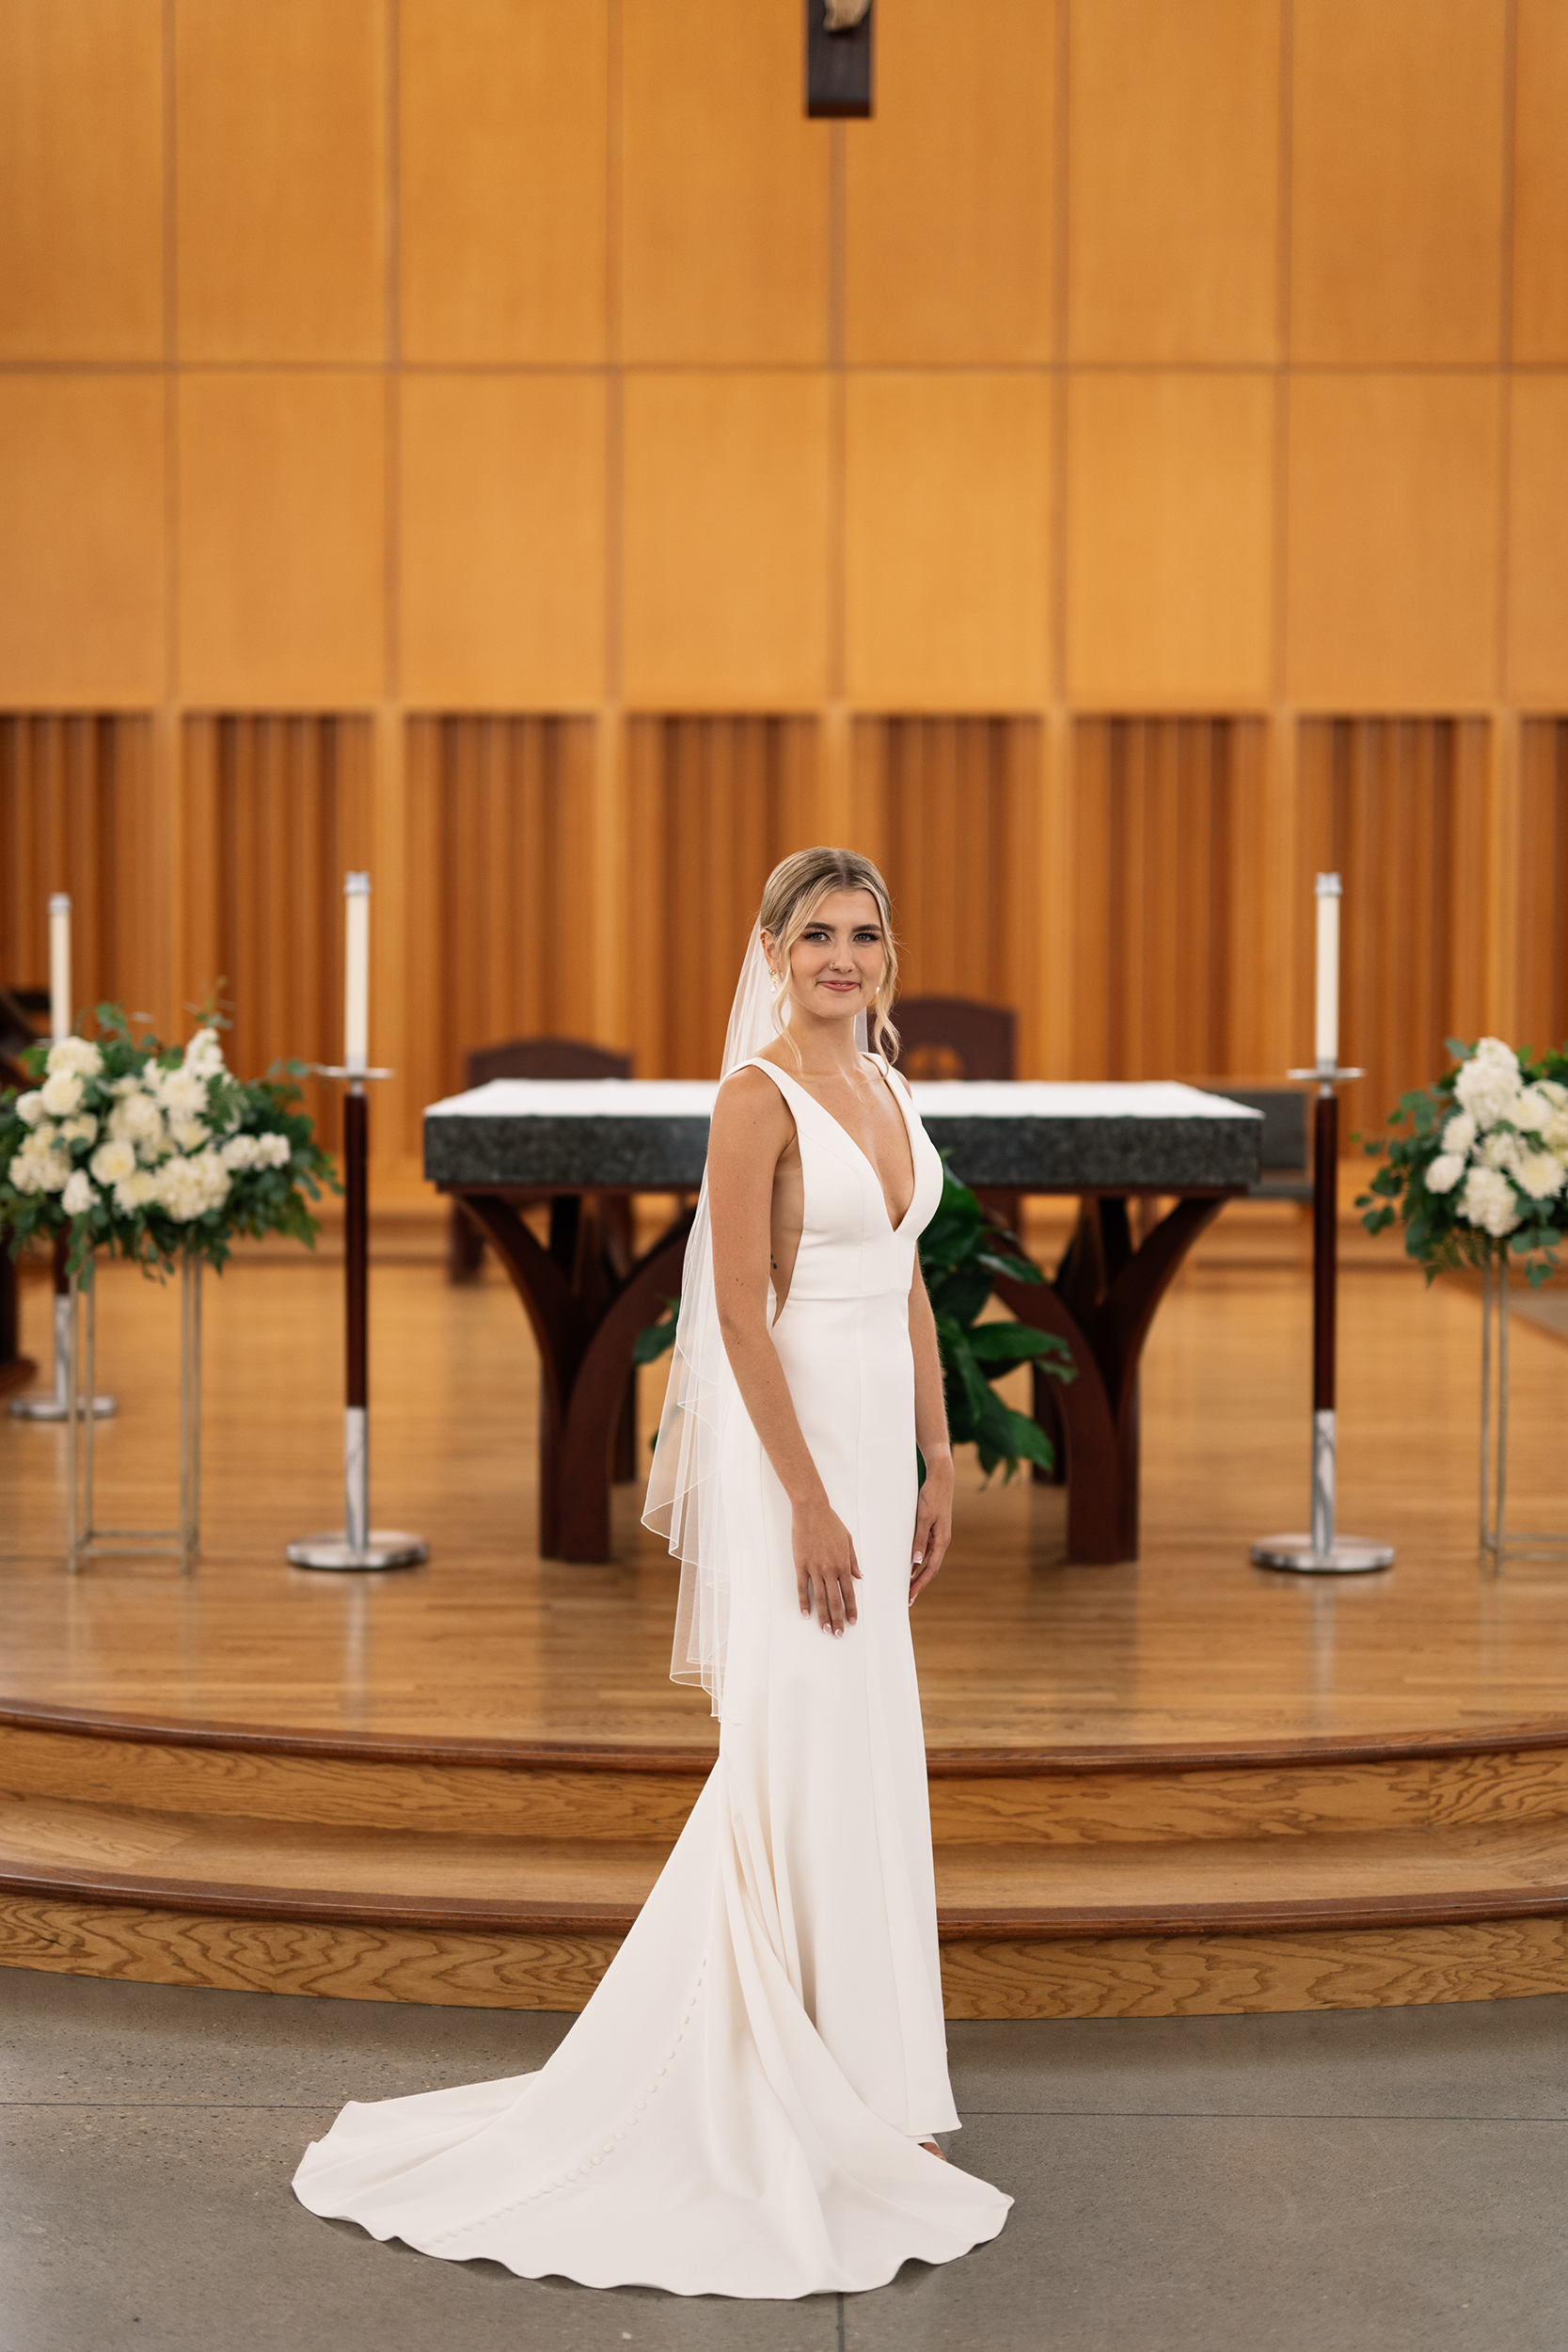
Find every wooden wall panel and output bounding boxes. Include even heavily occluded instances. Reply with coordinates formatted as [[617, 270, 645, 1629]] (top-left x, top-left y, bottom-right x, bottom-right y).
[[1067, 373, 1275, 707], [845, 375, 1052, 711], [402, 717, 598, 1152], [848, 719, 1039, 1065], [400, 0, 607, 365], [625, 719, 818, 1079], [178, 374, 385, 707], [0, 717, 159, 1029], [844, 0, 1053, 366], [1506, 375, 1568, 705], [1069, 719, 1269, 1083], [1516, 723, 1568, 1057], [400, 375, 606, 708], [622, 375, 830, 709], [620, 0, 827, 366], [1291, 0, 1507, 364], [175, 0, 386, 363], [0, 376, 166, 706], [1513, 0, 1568, 362], [1286, 375, 1501, 708], [1296, 720, 1490, 1126], [1068, 0, 1280, 364], [182, 716, 373, 1149], [0, 0, 163, 361]]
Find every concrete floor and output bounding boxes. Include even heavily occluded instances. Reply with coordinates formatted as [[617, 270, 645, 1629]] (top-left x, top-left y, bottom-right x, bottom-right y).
[[5, 1969, 1568, 2352]]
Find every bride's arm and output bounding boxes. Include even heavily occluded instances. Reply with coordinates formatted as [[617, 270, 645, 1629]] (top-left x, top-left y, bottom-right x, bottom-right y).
[[707, 1069, 863, 1638], [908, 1262, 954, 1603]]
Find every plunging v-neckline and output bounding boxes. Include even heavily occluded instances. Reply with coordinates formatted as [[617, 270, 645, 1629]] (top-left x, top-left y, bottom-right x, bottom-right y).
[[753, 1055, 918, 1236]]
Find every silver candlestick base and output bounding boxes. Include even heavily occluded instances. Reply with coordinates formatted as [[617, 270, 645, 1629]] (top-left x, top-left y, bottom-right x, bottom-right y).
[[286, 1533, 429, 1571], [1251, 1534, 1396, 1573]]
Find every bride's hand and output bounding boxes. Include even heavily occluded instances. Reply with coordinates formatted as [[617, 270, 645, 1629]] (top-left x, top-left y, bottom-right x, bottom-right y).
[[793, 1495, 861, 1636], [910, 1454, 953, 1604]]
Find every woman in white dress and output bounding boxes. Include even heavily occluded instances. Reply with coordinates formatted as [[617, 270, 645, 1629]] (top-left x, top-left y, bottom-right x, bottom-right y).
[[293, 847, 1012, 2297]]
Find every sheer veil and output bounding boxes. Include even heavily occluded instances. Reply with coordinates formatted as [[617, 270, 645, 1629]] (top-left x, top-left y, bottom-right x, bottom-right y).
[[642, 923, 864, 1717]]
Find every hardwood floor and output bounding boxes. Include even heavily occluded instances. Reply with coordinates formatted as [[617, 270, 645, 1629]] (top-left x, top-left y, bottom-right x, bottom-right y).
[[2, 1232, 1566, 2016]]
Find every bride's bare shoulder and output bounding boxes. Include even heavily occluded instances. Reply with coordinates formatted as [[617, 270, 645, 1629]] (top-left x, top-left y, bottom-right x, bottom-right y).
[[712, 1062, 792, 1135]]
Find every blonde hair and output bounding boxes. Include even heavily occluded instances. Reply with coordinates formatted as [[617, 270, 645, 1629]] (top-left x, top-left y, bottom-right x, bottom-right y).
[[757, 847, 900, 1066]]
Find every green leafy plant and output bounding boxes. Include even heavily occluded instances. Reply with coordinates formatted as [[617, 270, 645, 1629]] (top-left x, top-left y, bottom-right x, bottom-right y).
[[0, 1003, 340, 1281], [634, 1161, 1075, 1480], [1357, 1035, 1568, 1289], [918, 1162, 1075, 1478]]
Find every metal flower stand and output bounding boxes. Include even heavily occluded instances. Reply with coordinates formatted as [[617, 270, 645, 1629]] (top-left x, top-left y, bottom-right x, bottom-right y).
[[64, 1251, 200, 1574], [1479, 1250, 1568, 1570]]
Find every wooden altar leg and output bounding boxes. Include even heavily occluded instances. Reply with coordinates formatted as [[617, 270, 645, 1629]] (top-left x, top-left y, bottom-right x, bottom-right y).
[[452, 1193, 692, 1562], [998, 1193, 1226, 1565]]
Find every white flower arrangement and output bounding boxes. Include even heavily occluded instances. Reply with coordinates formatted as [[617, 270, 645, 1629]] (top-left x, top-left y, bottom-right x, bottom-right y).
[[1, 1008, 338, 1280], [1360, 1036, 1568, 1285]]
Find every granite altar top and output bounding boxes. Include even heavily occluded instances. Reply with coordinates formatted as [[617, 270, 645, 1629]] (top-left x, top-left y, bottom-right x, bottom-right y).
[[425, 1079, 1262, 1193]]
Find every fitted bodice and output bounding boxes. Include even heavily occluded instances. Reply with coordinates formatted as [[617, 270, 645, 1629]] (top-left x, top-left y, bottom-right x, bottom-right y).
[[741, 1055, 944, 1304]]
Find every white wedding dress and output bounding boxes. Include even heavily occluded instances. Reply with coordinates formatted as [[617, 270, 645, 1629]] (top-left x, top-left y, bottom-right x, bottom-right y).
[[293, 1055, 1011, 2296]]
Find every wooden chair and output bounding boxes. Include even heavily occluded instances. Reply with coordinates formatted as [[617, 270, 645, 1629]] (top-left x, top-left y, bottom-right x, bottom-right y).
[[890, 994, 1022, 1237], [448, 1037, 634, 1282]]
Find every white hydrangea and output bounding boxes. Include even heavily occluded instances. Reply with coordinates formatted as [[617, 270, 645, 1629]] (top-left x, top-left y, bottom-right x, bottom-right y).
[[1479, 1130, 1523, 1175], [58, 1114, 98, 1148], [10, 1141, 70, 1195], [112, 1167, 158, 1215], [169, 1117, 211, 1153], [152, 1149, 230, 1222], [1460, 1165, 1521, 1237], [183, 1027, 228, 1079], [257, 1132, 291, 1168], [108, 1089, 166, 1159], [60, 1169, 97, 1216], [45, 1037, 103, 1080], [90, 1137, 137, 1186], [15, 1091, 44, 1128], [1516, 1150, 1568, 1203], [1453, 1039, 1523, 1130], [108, 1073, 141, 1099], [1441, 1110, 1476, 1158], [39, 1070, 85, 1118], [154, 1066, 210, 1119], [1425, 1152, 1465, 1195], [1512, 1085, 1557, 1138], [220, 1134, 261, 1171]]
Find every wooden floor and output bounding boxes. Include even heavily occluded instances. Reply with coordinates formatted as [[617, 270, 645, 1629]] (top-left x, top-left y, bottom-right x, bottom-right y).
[[3, 1212, 1567, 2019]]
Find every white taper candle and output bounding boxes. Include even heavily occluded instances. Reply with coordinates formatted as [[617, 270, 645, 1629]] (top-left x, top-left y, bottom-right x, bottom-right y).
[[48, 894, 71, 1044], [343, 872, 371, 1073], [1314, 872, 1341, 1073]]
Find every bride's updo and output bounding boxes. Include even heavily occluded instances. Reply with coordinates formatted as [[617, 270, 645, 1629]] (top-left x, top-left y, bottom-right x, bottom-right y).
[[759, 847, 900, 1065]]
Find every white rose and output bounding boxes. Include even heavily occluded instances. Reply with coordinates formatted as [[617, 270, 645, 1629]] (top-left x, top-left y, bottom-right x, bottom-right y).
[[1517, 1150, 1568, 1203], [45, 1037, 103, 1080], [58, 1114, 98, 1148], [1440, 1110, 1476, 1158], [39, 1070, 84, 1117], [1460, 1165, 1521, 1237], [90, 1137, 137, 1186], [1454, 1040, 1524, 1131], [15, 1091, 44, 1128], [220, 1134, 261, 1171], [169, 1118, 211, 1152], [113, 1168, 157, 1214], [153, 1149, 230, 1223], [1425, 1152, 1465, 1195], [108, 1073, 141, 1099], [1480, 1130, 1523, 1174], [60, 1169, 97, 1216]]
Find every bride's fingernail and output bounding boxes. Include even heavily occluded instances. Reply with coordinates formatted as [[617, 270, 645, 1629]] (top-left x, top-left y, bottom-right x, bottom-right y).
[[912, 1552, 923, 1565]]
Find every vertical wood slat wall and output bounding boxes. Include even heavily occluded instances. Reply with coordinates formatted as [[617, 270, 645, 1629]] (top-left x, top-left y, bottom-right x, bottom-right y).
[[0, 714, 157, 1033]]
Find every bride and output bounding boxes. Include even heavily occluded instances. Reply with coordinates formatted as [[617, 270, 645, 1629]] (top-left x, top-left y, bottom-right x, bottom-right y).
[[293, 846, 1012, 2297]]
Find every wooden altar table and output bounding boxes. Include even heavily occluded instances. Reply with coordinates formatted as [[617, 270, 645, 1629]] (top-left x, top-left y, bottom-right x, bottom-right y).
[[424, 1079, 1261, 1565]]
